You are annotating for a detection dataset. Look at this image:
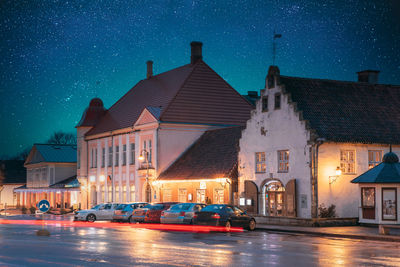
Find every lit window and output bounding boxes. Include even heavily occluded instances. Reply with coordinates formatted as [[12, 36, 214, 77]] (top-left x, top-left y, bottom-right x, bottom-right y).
[[340, 150, 355, 174], [278, 150, 289, 173], [255, 152, 266, 173], [368, 150, 382, 169]]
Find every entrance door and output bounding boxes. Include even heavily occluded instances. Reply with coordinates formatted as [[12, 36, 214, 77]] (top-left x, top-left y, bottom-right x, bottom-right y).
[[264, 180, 285, 216], [196, 189, 206, 203]]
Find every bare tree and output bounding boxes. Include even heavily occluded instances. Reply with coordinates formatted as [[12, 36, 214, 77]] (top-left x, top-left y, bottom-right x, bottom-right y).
[[46, 131, 77, 145]]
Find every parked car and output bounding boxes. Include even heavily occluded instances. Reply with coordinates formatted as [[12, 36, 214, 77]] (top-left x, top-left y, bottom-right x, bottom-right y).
[[145, 202, 179, 223], [131, 202, 179, 223], [112, 202, 148, 222], [193, 204, 256, 230], [160, 203, 206, 224], [74, 203, 120, 222]]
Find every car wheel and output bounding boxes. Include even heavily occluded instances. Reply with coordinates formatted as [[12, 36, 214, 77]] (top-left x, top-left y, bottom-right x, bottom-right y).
[[225, 221, 231, 231], [248, 219, 256, 231], [86, 214, 96, 222]]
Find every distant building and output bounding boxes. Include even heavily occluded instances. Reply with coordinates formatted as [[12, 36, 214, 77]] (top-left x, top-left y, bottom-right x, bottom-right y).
[[0, 160, 26, 208], [76, 42, 254, 208], [15, 144, 79, 209], [239, 66, 400, 219]]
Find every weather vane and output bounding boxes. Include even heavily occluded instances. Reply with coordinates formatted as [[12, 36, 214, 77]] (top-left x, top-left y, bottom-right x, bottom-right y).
[[272, 31, 282, 66]]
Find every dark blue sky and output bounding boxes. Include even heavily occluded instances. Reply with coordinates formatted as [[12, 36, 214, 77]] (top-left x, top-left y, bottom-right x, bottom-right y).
[[1, 0, 399, 157]]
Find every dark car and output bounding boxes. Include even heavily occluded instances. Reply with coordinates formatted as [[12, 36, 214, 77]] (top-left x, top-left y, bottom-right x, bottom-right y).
[[144, 202, 179, 223], [193, 204, 256, 230]]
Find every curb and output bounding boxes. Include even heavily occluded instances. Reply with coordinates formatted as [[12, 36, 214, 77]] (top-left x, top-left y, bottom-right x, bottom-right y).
[[256, 226, 400, 243]]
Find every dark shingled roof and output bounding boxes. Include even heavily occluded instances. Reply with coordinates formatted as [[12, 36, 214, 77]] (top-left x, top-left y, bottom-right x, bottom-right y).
[[50, 175, 80, 188], [86, 60, 253, 136], [0, 160, 26, 184], [279, 75, 400, 144], [158, 127, 243, 180], [25, 144, 77, 165]]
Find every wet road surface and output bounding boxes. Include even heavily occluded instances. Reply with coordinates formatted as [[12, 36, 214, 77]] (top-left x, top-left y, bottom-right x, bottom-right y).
[[0, 221, 400, 266]]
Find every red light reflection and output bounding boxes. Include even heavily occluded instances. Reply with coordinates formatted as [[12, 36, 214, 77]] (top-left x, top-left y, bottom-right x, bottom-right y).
[[0, 219, 243, 233]]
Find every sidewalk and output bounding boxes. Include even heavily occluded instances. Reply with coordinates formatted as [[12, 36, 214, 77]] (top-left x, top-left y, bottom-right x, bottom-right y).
[[256, 224, 400, 242]]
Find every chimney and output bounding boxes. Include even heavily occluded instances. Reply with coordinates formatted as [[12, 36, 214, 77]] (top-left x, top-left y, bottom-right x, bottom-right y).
[[190, 41, 203, 64], [146, 60, 153, 79], [357, 70, 380, 84]]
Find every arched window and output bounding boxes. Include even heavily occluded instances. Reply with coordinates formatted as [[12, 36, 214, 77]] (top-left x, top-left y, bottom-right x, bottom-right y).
[[122, 185, 127, 203], [101, 186, 105, 202], [130, 185, 135, 202]]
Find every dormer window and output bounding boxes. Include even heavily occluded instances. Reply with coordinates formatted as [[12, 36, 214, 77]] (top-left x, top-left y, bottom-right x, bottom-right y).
[[274, 93, 281, 110]]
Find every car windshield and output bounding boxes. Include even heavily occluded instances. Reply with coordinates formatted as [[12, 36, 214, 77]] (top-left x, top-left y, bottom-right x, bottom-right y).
[[116, 204, 126, 210], [170, 203, 192, 211], [201, 205, 225, 212], [149, 204, 164, 210]]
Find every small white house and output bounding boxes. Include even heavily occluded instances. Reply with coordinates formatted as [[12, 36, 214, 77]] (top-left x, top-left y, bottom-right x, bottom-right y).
[[0, 160, 26, 208], [352, 151, 400, 224], [238, 66, 400, 219]]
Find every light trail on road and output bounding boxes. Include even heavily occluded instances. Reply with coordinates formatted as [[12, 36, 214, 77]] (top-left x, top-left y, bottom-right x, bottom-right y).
[[0, 219, 243, 233]]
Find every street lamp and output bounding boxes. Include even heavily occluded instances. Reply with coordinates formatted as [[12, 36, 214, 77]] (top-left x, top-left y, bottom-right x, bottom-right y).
[[139, 149, 152, 202]]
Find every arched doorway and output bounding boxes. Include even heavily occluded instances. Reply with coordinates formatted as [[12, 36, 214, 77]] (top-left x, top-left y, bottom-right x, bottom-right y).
[[90, 185, 97, 207], [263, 180, 285, 216], [244, 181, 258, 214]]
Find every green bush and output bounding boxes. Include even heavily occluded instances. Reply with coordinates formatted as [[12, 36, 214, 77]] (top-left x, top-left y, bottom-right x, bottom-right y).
[[21, 206, 27, 214], [29, 206, 36, 214], [318, 204, 336, 218]]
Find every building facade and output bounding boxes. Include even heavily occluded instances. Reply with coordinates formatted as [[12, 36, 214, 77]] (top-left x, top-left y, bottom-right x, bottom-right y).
[[0, 160, 26, 208], [15, 144, 80, 209], [239, 66, 400, 218], [77, 42, 254, 208]]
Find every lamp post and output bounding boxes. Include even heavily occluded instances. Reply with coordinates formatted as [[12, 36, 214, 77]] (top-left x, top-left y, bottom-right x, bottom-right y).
[[138, 149, 151, 202]]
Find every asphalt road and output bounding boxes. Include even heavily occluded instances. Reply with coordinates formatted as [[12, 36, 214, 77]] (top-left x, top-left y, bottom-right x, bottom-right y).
[[0, 221, 400, 266]]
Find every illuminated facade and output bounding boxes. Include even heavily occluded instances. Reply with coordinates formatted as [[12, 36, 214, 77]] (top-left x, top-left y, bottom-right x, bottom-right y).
[[77, 42, 254, 208], [239, 66, 400, 218], [15, 144, 80, 209]]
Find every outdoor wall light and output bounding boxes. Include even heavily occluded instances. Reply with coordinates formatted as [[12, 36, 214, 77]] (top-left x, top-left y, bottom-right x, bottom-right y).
[[89, 175, 96, 183], [329, 167, 341, 184]]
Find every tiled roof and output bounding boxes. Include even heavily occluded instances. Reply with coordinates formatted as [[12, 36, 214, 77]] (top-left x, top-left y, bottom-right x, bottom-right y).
[[27, 144, 77, 164], [86, 60, 253, 136], [158, 127, 243, 180], [351, 163, 400, 183], [146, 106, 162, 120], [279, 75, 400, 144], [0, 160, 26, 184]]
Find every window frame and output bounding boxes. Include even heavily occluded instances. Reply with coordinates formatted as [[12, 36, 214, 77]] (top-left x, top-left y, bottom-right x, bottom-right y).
[[115, 145, 119, 166], [130, 143, 135, 165], [274, 93, 281, 110], [277, 150, 289, 173], [122, 144, 127, 166], [262, 96, 268, 112], [255, 152, 266, 173], [368, 150, 382, 169], [340, 150, 356, 174]]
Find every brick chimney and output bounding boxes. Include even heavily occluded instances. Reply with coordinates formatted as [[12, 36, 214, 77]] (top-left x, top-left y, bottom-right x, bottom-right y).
[[357, 70, 380, 84], [190, 41, 203, 64], [146, 60, 153, 79]]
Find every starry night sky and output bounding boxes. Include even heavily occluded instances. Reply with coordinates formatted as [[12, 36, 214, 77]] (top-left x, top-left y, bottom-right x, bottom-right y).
[[1, 0, 399, 157]]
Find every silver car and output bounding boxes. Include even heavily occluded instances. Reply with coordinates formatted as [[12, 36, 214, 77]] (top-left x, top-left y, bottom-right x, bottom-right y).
[[112, 202, 148, 222], [74, 203, 120, 222], [160, 203, 206, 224]]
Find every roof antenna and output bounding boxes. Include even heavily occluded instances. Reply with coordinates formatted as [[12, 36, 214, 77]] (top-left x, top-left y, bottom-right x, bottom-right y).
[[272, 31, 282, 66]]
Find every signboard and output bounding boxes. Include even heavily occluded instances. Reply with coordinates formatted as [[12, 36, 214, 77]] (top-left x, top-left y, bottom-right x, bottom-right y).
[[38, 199, 50, 213]]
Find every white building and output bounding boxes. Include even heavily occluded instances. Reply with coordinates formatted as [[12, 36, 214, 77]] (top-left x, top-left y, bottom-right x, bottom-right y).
[[0, 160, 25, 209], [76, 42, 254, 209], [239, 66, 400, 219]]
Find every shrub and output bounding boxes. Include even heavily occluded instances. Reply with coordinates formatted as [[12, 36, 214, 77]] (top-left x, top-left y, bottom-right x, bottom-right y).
[[318, 204, 336, 218], [21, 206, 27, 214], [29, 206, 36, 214]]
